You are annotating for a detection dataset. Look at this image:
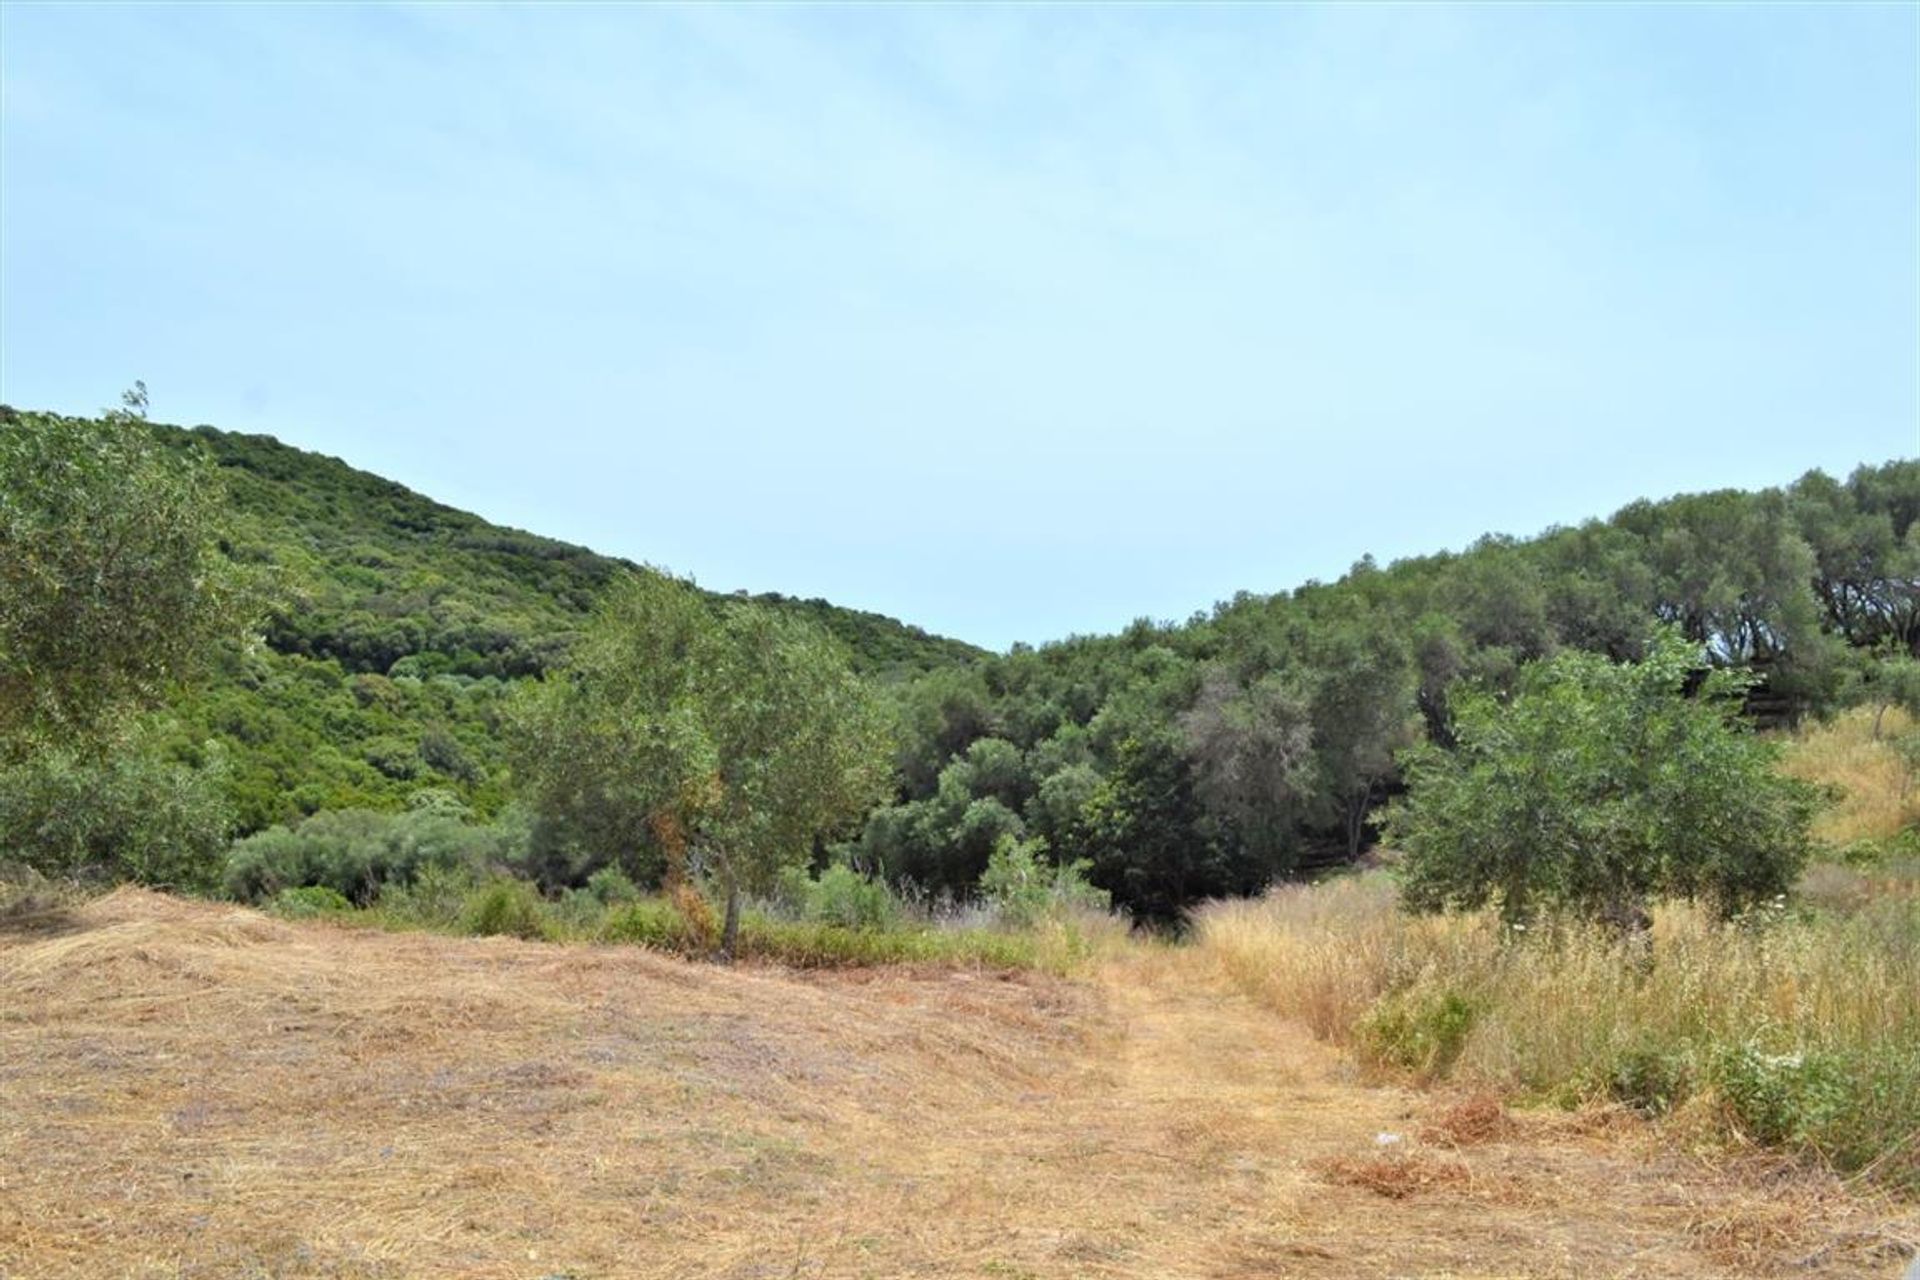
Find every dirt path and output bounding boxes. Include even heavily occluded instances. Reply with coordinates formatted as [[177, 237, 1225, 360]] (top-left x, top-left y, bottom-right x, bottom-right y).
[[3, 892, 1915, 1279]]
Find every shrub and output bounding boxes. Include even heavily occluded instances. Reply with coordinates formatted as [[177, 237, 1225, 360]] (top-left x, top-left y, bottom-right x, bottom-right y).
[[457, 878, 552, 940], [223, 807, 524, 904], [1714, 1044, 1850, 1148], [1605, 1042, 1694, 1117], [1360, 988, 1479, 1079], [598, 898, 697, 950], [585, 865, 641, 905], [270, 885, 353, 919], [980, 834, 1110, 929], [1388, 631, 1817, 926], [0, 745, 231, 890], [801, 863, 898, 930], [373, 860, 478, 929]]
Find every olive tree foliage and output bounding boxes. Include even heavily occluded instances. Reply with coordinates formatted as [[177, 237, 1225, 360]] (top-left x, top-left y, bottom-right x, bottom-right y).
[[1385, 631, 1816, 928], [508, 570, 892, 955], [0, 405, 251, 757], [0, 401, 252, 884]]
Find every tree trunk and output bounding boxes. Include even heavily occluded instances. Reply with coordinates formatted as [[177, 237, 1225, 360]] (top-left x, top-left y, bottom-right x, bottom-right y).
[[720, 875, 742, 962]]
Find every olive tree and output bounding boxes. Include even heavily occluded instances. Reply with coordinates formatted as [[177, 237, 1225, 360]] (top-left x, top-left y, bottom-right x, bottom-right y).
[[1385, 630, 1816, 927], [0, 406, 250, 756], [509, 570, 891, 956]]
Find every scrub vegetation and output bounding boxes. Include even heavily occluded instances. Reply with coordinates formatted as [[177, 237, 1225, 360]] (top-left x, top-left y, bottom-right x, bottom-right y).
[[2, 401, 1918, 1276]]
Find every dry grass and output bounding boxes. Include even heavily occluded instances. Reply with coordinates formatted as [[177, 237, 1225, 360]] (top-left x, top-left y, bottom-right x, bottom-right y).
[[1196, 874, 1920, 1188], [3, 890, 1915, 1278], [1782, 704, 1920, 847]]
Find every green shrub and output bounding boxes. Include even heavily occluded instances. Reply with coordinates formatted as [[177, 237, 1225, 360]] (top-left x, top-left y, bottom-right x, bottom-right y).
[[1604, 1042, 1695, 1116], [585, 865, 641, 905], [1360, 988, 1479, 1078], [1714, 1043, 1850, 1148], [0, 745, 231, 890], [457, 878, 552, 940], [802, 863, 898, 930], [223, 806, 524, 904], [270, 885, 353, 919], [598, 899, 696, 950], [981, 834, 1110, 929], [373, 860, 478, 928]]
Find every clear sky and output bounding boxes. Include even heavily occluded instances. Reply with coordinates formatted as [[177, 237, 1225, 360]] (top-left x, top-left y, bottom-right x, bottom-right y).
[[2, 4, 1915, 650]]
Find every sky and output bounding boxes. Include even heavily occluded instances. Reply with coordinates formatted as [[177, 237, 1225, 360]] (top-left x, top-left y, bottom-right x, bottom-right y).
[[2, 4, 1915, 651]]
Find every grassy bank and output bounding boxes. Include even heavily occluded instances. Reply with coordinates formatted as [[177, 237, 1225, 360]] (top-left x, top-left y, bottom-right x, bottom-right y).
[[1196, 870, 1920, 1190], [260, 867, 1126, 976]]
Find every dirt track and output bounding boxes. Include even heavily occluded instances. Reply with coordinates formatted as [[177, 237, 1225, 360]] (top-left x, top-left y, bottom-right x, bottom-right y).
[[2, 891, 1914, 1278]]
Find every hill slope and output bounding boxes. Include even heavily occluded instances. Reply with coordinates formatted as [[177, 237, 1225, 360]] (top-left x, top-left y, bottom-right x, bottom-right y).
[[3, 891, 1911, 1279], [140, 422, 984, 830]]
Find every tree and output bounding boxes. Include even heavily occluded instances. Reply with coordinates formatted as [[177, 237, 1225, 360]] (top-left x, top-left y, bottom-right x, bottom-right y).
[[1179, 665, 1315, 871], [0, 408, 250, 756], [508, 571, 891, 955], [0, 406, 252, 885], [1385, 631, 1816, 927]]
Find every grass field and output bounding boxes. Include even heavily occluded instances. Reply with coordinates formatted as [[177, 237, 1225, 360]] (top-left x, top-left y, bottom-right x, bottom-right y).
[[4, 889, 1916, 1279]]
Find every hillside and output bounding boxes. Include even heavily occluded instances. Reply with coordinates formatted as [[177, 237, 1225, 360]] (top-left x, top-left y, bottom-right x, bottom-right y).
[[3, 890, 1911, 1279], [137, 422, 985, 830]]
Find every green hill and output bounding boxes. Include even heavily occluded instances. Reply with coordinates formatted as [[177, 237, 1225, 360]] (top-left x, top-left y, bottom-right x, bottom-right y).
[[145, 423, 984, 831]]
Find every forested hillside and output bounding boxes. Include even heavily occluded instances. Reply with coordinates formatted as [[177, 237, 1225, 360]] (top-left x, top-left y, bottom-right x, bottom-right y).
[[854, 463, 1920, 918], [139, 423, 984, 830]]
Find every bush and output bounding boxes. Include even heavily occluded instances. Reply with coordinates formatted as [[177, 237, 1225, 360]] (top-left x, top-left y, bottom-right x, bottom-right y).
[[223, 807, 524, 904], [372, 860, 478, 929], [598, 898, 698, 950], [585, 865, 641, 905], [457, 878, 552, 940], [799, 863, 898, 930], [0, 745, 231, 890], [1605, 1042, 1694, 1117], [1388, 631, 1817, 925], [270, 885, 353, 919], [980, 834, 1110, 928], [1360, 988, 1479, 1079]]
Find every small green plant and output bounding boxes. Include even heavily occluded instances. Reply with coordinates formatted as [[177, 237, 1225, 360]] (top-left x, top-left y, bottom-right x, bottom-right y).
[[270, 885, 353, 919], [585, 865, 641, 905], [598, 899, 696, 950], [1604, 1042, 1695, 1116], [1359, 987, 1479, 1079], [374, 861, 478, 928], [981, 835, 1110, 929], [457, 878, 552, 940], [1714, 1043, 1849, 1147], [803, 863, 898, 930]]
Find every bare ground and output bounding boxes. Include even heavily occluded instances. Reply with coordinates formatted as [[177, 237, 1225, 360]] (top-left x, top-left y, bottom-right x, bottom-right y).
[[2, 890, 1914, 1279]]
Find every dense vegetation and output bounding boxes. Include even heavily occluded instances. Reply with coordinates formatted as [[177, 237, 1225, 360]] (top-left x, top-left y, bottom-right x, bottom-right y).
[[849, 463, 1918, 919], [135, 419, 982, 831], [3, 404, 1917, 929]]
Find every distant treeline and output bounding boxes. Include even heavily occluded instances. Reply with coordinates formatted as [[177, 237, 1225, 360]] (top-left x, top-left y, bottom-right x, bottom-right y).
[[856, 463, 1918, 919]]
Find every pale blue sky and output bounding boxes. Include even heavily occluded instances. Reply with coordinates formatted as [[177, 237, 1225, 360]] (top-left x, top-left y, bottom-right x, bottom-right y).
[[2, 4, 1915, 649]]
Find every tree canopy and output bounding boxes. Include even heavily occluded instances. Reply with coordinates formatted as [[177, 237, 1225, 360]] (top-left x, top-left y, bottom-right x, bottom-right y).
[[1385, 631, 1817, 926], [508, 571, 892, 953], [0, 408, 250, 755]]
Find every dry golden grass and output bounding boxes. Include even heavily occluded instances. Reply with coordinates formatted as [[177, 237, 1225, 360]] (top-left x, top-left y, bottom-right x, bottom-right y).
[[1196, 874, 1920, 1189], [4, 889, 1915, 1278], [1782, 704, 1920, 846]]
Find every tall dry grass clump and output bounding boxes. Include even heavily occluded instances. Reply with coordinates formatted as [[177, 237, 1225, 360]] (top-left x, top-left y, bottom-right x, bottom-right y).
[[1196, 873, 1920, 1189], [1782, 705, 1920, 849]]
